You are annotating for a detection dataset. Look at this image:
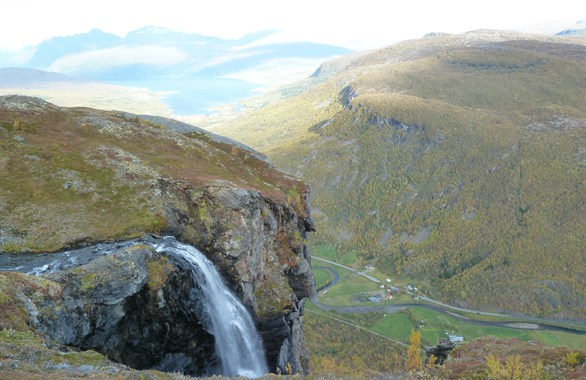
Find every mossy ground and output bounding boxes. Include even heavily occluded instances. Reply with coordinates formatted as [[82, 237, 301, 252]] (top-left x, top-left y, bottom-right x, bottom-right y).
[[0, 98, 306, 254], [0, 328, 200, 379], [0, 272, 62, 331]]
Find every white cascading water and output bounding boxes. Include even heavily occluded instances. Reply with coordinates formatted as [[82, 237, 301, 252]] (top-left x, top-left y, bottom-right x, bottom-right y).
[[154, 237, 268, 378]]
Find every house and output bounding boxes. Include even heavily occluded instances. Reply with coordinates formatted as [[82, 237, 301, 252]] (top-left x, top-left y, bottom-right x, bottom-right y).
[[368, 294, 383, 303], [386, 278, 392, 283], [448, 335, 464, 344]]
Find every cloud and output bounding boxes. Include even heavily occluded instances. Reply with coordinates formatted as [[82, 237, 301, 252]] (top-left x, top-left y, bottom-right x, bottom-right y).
[[0, 46, 35, 66], [188, 50, 261, 72], [222, 57, 325, 87], [48, 45, 188, 74]]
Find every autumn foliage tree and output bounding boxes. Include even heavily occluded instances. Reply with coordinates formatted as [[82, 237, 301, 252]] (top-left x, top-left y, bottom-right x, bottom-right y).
[[485, 353, 543, 380], [406, 329, 423, 372]]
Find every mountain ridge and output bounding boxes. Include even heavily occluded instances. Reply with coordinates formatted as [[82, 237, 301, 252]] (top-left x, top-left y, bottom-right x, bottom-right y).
[[208, 30, 586, 321]]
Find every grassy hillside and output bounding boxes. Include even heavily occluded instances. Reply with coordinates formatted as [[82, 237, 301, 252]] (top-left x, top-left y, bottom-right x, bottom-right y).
[[0, 95, 305, 253], [209, 31, 586, 320]]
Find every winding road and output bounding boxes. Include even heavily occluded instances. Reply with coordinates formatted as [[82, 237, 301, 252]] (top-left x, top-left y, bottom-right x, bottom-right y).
[[310, 260, 586, 335], [313, 256, 380, 283]]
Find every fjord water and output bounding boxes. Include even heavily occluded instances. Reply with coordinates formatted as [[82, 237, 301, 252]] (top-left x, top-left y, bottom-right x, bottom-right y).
[[155, 237, 269, 378]]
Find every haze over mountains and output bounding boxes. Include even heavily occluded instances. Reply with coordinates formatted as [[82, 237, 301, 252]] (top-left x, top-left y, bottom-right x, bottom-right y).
[[0, 27, 350, 115], [2, 20, 585, 117]]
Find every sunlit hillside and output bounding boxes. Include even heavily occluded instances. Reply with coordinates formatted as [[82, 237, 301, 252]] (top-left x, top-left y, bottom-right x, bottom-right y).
[[209, 30, 586, 320]]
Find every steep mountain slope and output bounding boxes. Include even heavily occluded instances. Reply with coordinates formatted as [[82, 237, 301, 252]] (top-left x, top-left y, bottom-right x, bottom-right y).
[[210, 30, 586, 320]]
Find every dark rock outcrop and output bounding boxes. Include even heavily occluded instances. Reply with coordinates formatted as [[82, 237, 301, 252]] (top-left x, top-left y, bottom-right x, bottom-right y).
[[158, 180, 316, 374], [338, 84, 357, 108], [424, 338, 457, 365], [33, 244, 218, 375]]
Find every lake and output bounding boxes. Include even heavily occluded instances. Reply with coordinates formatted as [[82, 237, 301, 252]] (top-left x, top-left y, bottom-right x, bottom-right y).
[[107, 76, 257, 115]]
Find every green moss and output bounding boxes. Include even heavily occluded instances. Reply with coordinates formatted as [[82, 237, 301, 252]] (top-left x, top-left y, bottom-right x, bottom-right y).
[[0, 329, 117, 375], [254, 283, 293, 318], [0, 328, 43, 346], [0, 274, 31, 331], [0, 328, 40, 343], [146, 256, 174, 291], [197, 200, 213, 229], [198, 199, 207, 220], [56, 349, 111, 367], [80, 272, 98, 291], [286, 185, 300, 205], [0, 291, 10, 304], [1, 242, 27, 253], [292, 231, 302, 246], [253, 260, 294, 318]]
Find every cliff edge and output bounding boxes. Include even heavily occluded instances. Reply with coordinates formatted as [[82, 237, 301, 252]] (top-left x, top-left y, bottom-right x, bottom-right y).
[[0, 95, 315, 376]]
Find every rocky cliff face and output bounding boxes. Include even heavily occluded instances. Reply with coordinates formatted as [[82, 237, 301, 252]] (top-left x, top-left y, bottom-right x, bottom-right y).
[[159, 179, 315, 374], [0, 95, 315, 376]]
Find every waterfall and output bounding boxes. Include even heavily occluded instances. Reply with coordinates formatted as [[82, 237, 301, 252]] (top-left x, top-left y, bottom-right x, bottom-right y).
[[154, 236, 268, 378]]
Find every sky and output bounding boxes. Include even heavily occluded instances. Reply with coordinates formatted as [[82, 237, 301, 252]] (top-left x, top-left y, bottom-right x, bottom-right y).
[[0, 0, 584, 51]]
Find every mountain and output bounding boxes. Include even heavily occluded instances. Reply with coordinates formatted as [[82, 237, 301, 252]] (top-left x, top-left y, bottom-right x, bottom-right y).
[[26, 28, 122, 69], [16, 26, 350, 79], [1, 27, 351, 115], [0, 67, 74, 85], [0, 67, 172, 116], [208, 30, 586, 321], [555, 19, 586, 37], [0, 95, 315, 376]]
